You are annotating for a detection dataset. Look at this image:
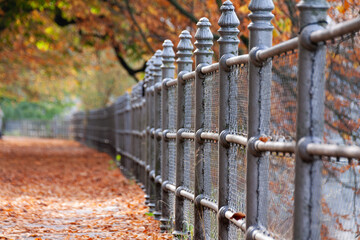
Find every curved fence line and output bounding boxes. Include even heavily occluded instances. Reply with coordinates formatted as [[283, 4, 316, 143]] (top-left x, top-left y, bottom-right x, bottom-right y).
[[72, 1, 360, 239]]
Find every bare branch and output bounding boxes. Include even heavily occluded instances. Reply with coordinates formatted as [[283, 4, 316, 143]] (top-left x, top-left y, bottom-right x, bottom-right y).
[[166, 0, 198, 24]]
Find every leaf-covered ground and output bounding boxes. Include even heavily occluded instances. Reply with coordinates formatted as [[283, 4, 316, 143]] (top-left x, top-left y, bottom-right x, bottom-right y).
[[0, 137, 171, 240]]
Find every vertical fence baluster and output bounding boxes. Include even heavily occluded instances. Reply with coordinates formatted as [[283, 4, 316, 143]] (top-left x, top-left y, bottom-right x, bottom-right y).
[[148, 56, 157, 213], [160, 40, 176, 232], [137, 87, 141, 181], [246, 0, 274, 237], [115, 99, 119, 169], [153, 50, 163, 220], [174, 30, 193, 237], [141, 87, 146, 189], [194, 17, 214, 240], [135, 88, 140, 180], [294, 0, 328, 239], [131, 91, 135, 177], [217, 1, 240, 238], [144, 60, 151, 206]]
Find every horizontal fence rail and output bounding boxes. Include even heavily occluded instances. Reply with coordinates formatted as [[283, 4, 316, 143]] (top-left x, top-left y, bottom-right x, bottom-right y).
[[72, 0, 360, 239]]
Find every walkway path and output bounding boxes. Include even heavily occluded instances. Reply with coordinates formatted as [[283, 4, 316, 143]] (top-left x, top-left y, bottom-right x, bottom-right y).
[[0, 137, 170, 240]]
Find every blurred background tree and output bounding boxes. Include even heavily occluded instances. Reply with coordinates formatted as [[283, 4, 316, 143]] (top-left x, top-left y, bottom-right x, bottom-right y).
[[0, 0, 358, 118]]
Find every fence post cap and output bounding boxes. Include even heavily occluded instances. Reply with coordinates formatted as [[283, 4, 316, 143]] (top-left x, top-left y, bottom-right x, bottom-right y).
[[195, 18, 213, 41], [162, 40, 175, 59], [248, 0, 274, 11], [218, 0, 240, 29]]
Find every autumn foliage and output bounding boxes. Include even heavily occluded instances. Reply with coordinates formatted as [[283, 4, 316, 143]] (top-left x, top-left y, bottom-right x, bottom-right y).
[[0, 0, 359, 108]]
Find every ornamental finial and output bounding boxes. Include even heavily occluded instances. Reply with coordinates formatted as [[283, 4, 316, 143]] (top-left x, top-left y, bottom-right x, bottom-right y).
[[177, 30, 193, 73], [194, 17, 213, 66]]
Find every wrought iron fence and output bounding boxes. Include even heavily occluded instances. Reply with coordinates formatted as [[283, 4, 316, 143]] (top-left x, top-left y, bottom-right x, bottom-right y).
[[72, 0, 360, 239], [4, 119, 71, 139]]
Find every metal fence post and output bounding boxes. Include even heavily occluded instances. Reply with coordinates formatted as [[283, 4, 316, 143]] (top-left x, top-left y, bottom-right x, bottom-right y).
[[294, 0, 328, 239], [148, 56, 157, 213], [125, 94, 132, 175], [144, 62, 151, 206], [131, 90, 136, 178], [160, 39, 176, 231], [141, 89, 145, 185], [217, 1, 240, 239], [153, 50, 163, 220], [173, 30, 193, 237], [194, 17, 213, 240], [246, 0, 274, 237]]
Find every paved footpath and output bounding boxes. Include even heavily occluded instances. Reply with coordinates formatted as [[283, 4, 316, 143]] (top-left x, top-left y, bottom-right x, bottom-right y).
[[0, 137, 171, 240]]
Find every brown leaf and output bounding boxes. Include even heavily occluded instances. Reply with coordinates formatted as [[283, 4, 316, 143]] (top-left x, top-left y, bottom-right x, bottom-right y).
[[230, 212, 246, 220]]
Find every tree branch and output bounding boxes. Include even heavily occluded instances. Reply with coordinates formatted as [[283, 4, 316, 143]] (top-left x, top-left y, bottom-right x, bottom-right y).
[[167, 0, 198, 24], [112, 45, 146, 83], [54, 7, 76, 26], [216, 0, 222, 11], [124, 0, 155, 53], [166, 0, 249, 48], [78, 30, 145, 82], [53, 6, 146, 82]]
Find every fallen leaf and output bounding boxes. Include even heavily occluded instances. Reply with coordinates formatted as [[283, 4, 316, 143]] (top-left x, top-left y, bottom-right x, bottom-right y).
[[230, 212, 246, 220]]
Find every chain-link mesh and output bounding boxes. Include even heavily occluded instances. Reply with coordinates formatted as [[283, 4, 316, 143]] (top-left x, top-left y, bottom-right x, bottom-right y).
[[201, 71, 219, 238], [204, 72, 220, 132], [202, 71, 219, 203], [227, 63, 248, 238], [267, 154, 295, 239], [229, 222, 245, 240], [228, 145, 247, 212], [184, 199, 195, 238], [229, 64, 248, 135], [184, 79, 195, 130], [271, 51, 298, 141], [168, 191, 176, 230], [204, 142, 219, 201], [168, 85, 177, 186], [168, 140, 176, 184], [204, 208, 218, 240], [267, 51, 298, 238], [320, 33, 360, 239], [324, 34, 360, 145], [228, 145, 247, 240], [168, 86, 177, 131], [157, 91, 162, 176], [182, 78, 196, 236], [183, 140, 195, 191]]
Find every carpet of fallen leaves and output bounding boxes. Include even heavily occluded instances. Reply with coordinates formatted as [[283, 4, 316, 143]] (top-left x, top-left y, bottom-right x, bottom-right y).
[[0, 137, 172, 240]]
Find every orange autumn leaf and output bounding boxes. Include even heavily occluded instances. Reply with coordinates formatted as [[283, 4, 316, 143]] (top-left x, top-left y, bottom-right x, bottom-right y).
[[259, 136, 270, 143], [230, 212, 246, 220]]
